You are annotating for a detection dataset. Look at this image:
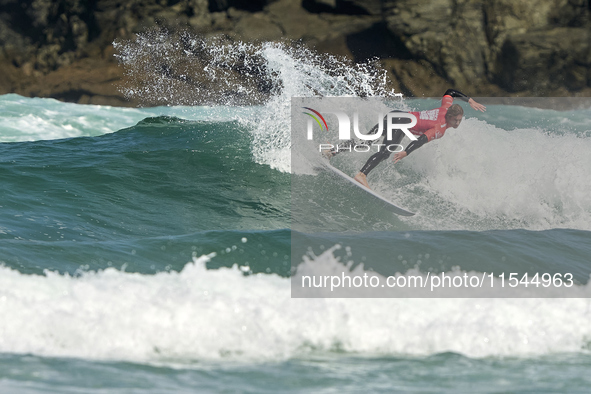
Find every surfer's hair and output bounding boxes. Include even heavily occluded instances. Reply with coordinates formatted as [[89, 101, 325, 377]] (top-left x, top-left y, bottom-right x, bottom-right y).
[[446, 104, 464, 118]]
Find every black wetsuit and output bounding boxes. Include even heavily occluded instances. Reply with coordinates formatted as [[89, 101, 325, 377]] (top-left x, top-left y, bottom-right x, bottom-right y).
[[337, 89, 470, 176], [358, 112, 411, 175]]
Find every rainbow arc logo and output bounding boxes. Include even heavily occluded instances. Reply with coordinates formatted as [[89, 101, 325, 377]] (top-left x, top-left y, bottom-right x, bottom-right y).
[[301, 106, 417, 142], [302, 107, 328, 138]]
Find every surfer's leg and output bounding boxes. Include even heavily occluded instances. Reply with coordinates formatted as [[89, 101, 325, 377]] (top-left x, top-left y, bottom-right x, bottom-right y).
[[359, 128, 405, 175], [367, 110, 406, 137], [327, 111, 405, 159], [354, 128, 404, 188], [329, 111, 401, 158]]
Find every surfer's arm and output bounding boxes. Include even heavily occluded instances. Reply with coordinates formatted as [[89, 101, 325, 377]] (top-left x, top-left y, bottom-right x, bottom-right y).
[[444, 89, 486, 112], [444, 89, 469, 102]]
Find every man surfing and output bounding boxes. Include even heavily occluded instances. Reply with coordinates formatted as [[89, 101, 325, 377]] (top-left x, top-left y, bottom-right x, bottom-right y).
[[325, 89, 486, 189]]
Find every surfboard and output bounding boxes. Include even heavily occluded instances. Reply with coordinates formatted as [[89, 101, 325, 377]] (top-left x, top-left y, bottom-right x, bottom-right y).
[[323, 163, 416, 216]]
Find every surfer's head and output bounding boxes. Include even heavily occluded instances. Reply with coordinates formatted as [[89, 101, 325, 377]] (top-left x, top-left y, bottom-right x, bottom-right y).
[[446, 104, 464, 128]]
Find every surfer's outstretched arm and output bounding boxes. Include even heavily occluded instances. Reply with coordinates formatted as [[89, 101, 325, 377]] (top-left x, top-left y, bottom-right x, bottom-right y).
[[444, 89, 470, 101], [444, 89, 486, 112]]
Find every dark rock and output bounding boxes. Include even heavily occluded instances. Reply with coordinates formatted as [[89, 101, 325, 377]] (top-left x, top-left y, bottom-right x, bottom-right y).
[[208, 0, 276, 12], [303, 0, 381, 15], [0, 0, 589, 106], [346, 22, 412, 62], [548, 0, 590, 27], [495, 27, 591, 93], [383, 58, 450, 97], [233, 12, 283, 41], [384, 0, 490, 89]]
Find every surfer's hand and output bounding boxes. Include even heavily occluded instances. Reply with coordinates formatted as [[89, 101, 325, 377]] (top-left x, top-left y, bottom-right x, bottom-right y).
[[322, 150, 334, 159], [393, 151, 407, 163], [468, 98, 486, 112]]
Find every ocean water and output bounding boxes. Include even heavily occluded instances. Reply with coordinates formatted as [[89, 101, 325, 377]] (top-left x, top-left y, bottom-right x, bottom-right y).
[[1, 37, 591, 392]]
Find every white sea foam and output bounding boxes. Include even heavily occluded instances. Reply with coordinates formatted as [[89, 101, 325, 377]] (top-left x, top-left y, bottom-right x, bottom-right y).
[[0, 94, 250, 143], [0, 94, 146, 142], [370, 117, 591, 231], [0, 251, 590, 364]]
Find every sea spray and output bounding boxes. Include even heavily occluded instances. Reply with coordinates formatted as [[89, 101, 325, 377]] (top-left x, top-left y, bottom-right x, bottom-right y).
[[113, 30, 403, 170], [113, 29, 400, 106]]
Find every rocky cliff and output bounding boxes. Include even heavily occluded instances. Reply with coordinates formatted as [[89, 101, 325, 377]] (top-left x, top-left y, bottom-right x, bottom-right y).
[[0, 0, 589, 106]]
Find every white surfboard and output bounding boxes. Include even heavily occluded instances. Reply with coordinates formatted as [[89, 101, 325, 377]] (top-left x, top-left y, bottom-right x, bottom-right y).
[[323, 163, 416, 216]]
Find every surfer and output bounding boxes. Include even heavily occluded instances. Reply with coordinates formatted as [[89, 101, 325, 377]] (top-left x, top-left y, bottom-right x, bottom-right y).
[[325, 89, 486, 189]]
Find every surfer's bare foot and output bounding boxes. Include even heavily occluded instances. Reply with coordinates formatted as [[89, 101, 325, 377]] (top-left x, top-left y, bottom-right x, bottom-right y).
[[354, 172, 370, 188]]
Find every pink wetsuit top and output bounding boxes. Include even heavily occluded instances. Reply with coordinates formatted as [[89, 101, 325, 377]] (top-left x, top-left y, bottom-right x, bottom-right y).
[[408, 95, 454, 142]]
